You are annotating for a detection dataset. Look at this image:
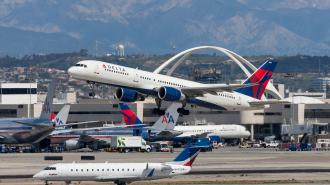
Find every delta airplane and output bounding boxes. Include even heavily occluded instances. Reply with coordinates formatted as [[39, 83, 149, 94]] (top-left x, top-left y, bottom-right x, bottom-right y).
[[50, 103, 182, 149], [34, 146, 201, 185], [0, 81, 71, 144], [68, 59, 278, 115]]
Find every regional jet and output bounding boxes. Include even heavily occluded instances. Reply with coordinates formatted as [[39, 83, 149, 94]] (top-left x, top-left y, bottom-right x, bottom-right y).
[[68, 59, 279, 115], [34, 146, 201, 185]]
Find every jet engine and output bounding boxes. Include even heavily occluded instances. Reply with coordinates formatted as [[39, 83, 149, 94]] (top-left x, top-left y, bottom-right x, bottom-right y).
[[115, 88, 144, 102], [158, 86, 185, 101]]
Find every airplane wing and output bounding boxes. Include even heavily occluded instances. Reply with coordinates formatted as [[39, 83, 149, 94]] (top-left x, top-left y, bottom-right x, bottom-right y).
[[248, 100, 290, 107], [176, 132, 210, 138], [14, 121, 52, 128], [156, 130, 182, 137], [180, 83, 256, 96], [96, 176, 138, 182]]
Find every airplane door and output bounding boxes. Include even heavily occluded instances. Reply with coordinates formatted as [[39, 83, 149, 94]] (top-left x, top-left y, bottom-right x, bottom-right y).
[[133, 72, 139, 83], [94, 64, 100, 75], [237, 96, 241, 105]]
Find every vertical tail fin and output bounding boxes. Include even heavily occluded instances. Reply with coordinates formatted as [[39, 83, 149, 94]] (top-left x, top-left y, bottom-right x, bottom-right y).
[[171, 147, 201, 166], [235, 60, 277, 100], [53, 105, 70, 127], [151, 103, 181, 131], [39, 80, 55, 120], [119, 103, 144, 127]]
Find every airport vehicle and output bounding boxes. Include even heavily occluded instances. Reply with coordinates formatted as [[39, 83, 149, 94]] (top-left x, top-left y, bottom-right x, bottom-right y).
[[174, 124, 250, 139], [68, 59, 279, 115], [51, 103, 182, 150], [0, 81, 71, 144], [110, 136, 151, 153], [34, 146, 201, 185], [264, 141, 280, 148]]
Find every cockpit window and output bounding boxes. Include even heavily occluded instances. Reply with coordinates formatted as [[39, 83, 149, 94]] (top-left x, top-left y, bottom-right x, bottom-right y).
[[75, 64, 84, 67], [84, 65, 87, 68], [44, 167, 56, 170]]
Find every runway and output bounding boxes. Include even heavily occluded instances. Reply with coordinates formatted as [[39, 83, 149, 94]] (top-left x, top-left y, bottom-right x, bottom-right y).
[[0, 147, 330, 184]]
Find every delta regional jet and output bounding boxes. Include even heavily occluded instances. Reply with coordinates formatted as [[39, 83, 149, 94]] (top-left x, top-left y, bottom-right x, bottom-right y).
[[34, 146, 200, 185], [68, 59, 278, 115]]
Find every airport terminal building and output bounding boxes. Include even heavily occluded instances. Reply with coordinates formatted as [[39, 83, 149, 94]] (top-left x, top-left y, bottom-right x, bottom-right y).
[[0, 82, 329, 141]]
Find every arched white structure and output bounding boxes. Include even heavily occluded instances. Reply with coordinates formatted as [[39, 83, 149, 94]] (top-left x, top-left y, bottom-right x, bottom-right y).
[[153, 46, 282, 100]]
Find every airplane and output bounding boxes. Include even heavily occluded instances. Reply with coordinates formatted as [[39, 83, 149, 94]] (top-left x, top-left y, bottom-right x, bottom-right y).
[[50, 103, 182, 150], [33, 146, 201, 185], [118, 103, 250, 140], [68, 59, 279, 115], [0, 81, 71, 144], [174, 124, 250, 139]]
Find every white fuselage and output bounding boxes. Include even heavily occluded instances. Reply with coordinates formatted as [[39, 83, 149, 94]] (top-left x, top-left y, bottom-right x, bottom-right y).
[[68, 60, 259, 111], [33, 162, 190, 182], [174, 125, 251, 139]]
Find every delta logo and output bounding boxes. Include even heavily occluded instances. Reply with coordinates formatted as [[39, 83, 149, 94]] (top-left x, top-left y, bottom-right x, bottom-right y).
[[161, 112, 175, 124]]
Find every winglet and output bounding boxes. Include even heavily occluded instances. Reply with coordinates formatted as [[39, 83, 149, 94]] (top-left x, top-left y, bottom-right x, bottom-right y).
[[235, 59, 277, 100]]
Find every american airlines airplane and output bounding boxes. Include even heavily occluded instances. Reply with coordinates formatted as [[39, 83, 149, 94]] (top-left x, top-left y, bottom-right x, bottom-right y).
[[119, 103, 251, 139], [0, 81, 71, 144], [34, 146, 201, 185], [174, 125, 250, 139], [50, 103, 182, 149], [68, 59, 278, 115]]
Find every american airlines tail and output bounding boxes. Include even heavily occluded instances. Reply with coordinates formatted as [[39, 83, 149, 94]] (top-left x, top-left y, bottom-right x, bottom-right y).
[[235, 60, 277, 100], [119, 103, 144, 127], [39, 80, 56, 120], [52, 105, 70, 127], [167, 146, 201, 166], [151, 103, 181, 131]]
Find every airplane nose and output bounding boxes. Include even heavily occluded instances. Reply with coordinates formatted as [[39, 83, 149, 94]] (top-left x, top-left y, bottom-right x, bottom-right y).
[[33, 172, 42, 179], [67, 67, 75, 75]]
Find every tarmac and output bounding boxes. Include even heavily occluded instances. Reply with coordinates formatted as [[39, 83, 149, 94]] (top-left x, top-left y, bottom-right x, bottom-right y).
[[0, 147, 330, 184]]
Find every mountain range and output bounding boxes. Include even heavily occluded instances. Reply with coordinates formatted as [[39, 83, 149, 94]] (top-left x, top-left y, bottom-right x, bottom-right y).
[[1, 0, 330, 56]]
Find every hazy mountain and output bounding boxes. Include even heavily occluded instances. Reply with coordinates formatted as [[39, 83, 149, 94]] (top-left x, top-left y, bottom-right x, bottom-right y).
[[1, 0, 330, 56]]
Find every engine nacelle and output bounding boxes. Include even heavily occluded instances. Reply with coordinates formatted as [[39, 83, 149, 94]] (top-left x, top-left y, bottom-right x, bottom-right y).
[[115, 88, 143, 102], [64, 139, 80, 151], [158, 86, 185, 101]]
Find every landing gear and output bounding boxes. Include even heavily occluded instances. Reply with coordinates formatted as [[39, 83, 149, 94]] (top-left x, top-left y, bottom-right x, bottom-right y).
[[177, 107, 190, 115], [44, 181, 48, 185], [65, 181, 71, 185], [87, 81, 96, 97], [153, 98, 165, 115]]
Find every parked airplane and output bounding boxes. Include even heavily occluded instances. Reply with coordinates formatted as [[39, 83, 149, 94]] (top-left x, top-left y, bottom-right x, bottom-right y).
[[174, 124, 250, 139], [34, 146, 201, 185], [119, 104, 250, 140], [50, 103, 182, 149], [0, 81, 71, 144], [68, 59, 278, 115]]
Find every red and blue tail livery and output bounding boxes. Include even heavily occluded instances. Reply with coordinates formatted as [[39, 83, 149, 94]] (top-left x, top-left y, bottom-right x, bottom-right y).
[[172, 147, 201, 166], [235, 60, 277, 100], [119, 103, 144, 127]]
